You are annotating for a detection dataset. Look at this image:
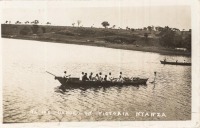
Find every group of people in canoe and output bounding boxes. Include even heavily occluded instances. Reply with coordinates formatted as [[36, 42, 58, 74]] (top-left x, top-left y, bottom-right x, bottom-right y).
[[79, 72, 123, 82], [63, 71, 124, 82]]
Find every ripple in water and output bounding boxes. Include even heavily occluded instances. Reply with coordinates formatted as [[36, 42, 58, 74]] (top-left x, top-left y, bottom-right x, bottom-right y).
[[2, 39, 191, 122]]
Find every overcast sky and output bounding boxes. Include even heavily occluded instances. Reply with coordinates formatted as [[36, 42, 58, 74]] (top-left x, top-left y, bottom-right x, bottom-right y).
[[1, 0, 191, 30]]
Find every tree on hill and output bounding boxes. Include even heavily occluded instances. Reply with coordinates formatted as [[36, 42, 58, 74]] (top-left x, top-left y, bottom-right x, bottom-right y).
[[41, 27, 46, 33], [91, 24, 94, 28], [131, 28, 135, 32], [72, 23, 75, 27], [31, 25, 39, 34], [159, 27, 176, 47], [31, 20, 39, 25], [147, 26, 152, 31], [172, 28, 179, 31], [143, 27, 147, 31], [77, 20, 81, 27], [25, 21, 29, 24], [20, 26, 31, 35], [155, 26, 159, 31], [101, 21, 110, 28], [126, 26, 130, 30], [182, 33, 191, 51], [144, 33, 148, 39], [157, 26, 164, 31], [164, 26, 170, 30], [151, 26, 154, 31], [15, 21, 21, 24], [46, 22, 51, 25], [34, 20, 39, 24], [144, 25, 192, 49]]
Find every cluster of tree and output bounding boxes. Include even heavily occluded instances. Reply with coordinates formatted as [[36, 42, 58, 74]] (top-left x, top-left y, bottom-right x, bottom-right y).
[[72, 20, 82, 27], [31, 25, 39, 34], [19, 26, 31, 35], [159, 26, 191, 51], [20, 24, 46, 35], [5, 21, 11, 24], [16, 19, 191, 50], [100, 21, 188, 33], [101, 21, 110, 28], [4, 20, 51, 25], [18, 20, 50, 35], [100, 21, 191, 50], [19, 25, 39, 35]]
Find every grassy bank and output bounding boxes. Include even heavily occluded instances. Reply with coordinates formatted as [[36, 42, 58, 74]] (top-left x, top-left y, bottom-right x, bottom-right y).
[[1, 24, 191, 56]]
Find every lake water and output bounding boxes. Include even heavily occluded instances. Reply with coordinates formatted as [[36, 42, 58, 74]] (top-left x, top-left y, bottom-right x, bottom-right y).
[[2, 38, 191, 122]]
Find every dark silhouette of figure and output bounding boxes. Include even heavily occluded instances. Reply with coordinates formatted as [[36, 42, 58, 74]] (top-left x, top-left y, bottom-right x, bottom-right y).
[[82, 73, 89, 81], [89, 72, 93, 80], [104, 75, 108, 81]]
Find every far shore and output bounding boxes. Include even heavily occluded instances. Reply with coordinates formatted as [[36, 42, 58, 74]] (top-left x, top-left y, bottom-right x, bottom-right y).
[[1, 24, 191, 57], [2, 35, 191, 56]]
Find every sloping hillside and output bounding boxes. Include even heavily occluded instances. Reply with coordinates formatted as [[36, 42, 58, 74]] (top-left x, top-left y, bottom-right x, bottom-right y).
[[1, 24, 191, 56]]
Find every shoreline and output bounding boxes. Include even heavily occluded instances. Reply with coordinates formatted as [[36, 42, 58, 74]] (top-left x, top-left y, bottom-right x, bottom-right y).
[[2, 36, 191, 57]]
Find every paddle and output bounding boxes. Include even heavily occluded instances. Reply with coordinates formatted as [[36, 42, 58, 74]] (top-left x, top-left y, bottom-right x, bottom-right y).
[[150, 71, 156, 84], [46, 71, 56, 77]]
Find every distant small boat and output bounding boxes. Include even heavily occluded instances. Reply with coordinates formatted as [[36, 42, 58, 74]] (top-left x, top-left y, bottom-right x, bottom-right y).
[[160, 60, 191, 66]]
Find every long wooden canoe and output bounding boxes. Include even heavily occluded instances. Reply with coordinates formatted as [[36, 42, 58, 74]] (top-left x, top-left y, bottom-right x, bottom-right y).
[[160, 60, 191, 66], [55, 76, 148, 89]]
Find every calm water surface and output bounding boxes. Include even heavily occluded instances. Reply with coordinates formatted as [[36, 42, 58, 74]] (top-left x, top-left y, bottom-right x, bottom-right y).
[[2, 38, 191, 122]]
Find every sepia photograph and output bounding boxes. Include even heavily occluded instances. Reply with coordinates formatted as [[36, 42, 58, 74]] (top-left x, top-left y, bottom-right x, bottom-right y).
[[0, 0, 199, 127]]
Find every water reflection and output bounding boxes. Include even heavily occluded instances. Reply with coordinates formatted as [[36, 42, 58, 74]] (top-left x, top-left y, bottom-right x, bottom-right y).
[[56, 83, 142, 93]]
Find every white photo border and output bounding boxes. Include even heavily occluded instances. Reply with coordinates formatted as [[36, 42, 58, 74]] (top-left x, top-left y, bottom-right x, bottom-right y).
[[0, 0, 199, 128]]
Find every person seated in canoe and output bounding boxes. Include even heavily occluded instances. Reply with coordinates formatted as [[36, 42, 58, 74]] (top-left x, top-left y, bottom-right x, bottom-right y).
[[176, 60, 178, 63], [104, 75, 108, 81], [119, 72, 123, 78], [63, 71, 71, 82], [108, 72, 113, 81], [164, 58, 166, 62], [93, 74, 99, 81], [89, 72, 93, 81], [118, 72, 124, 82], [82, 73, 89, 81], [99, 72, 103, 81], [118, 76, 124, 82], [63, 71, 70, 78], [79, 72, 84, 81]]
